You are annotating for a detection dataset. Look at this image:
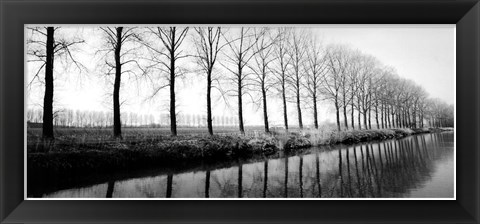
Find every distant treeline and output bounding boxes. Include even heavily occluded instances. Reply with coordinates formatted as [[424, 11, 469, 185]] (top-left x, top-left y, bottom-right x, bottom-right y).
[[26, 109, 239, 128]]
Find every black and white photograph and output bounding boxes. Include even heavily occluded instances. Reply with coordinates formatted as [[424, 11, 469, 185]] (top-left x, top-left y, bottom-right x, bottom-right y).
[[25, 25, 455, 199]]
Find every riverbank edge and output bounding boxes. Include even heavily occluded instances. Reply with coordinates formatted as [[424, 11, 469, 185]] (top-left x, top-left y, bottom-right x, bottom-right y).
[[27, 127, 452, 195]]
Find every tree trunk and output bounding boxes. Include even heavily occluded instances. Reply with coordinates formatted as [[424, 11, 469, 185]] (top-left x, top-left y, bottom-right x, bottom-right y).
[[392, 110, 396, 128], [166, 174, 173, 198], [113, 27, 123, 139], [262, 86, 269, 133], [296, 82, 303, 129], [395, 108, 400, 127], [397, 109, 401, 128], [368, 108, 372, 129], [263, 161, 268, 198], [106, 181, 115, 198], [350, 102, 355, 130], [284, 157, 288, 197], [381, 103, 385, 129], [335, 100, 341, 131], [400, 109, 403, 127], [238, 164, 243, 198], [400, 110, 404, 127], [205, 170, 210, 198], [282, 84, 289, 131], [387, 106, 391, 128], [420, 113, 424, 128], [357, 98, 362, 130], [375, 103, 380, 129], [42, 27, 55, 139], [343, 95, 348, 130], [385, 105, 389, 128], [313, 95, 319, 129], [363, 109, 368, 130], [238, 65, 245, 134], [412, 109, 417, 128], [169, 30, 177, 136], [299, 157, 303, 198], [206, 69, 213, 135], [407, 109, 412, 128]]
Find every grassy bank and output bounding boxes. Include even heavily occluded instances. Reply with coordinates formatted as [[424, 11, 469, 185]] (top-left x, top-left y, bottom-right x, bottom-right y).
[[29, 135, 278, 174], [28, 127, 448, 195]]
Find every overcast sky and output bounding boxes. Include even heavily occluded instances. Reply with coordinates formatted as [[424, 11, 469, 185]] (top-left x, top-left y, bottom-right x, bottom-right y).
[[26, 25, 455, 126]]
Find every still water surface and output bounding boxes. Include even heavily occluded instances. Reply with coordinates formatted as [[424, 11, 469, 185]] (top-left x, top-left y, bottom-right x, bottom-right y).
[[42, 132, 454, 198]]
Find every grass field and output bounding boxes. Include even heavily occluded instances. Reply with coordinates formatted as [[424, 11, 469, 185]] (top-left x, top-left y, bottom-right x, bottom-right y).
[[27, 126, 436, 148], [27, 126, 291, 144]]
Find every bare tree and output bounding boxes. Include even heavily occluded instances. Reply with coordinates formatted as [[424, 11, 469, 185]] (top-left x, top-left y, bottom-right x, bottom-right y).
[[426, 98, 453, 127], [272, 28, 292, 131], [249, 29, 277, 133], [355, 54, 378, 130], [144, 27, 189, 136], [338, 50, 353, 130], [192, 27, 223, 135], [391, 77, 407, 128], [410, 85, 428, 128], [303, 36, 328, 129], [322, 44, 350, 131], [27, 27, 85, 139], [222, 28, 266, 134], [287, 29, 308, 130], [414, 87, 429, 128], [98, 27, 146, 138], [383, 73, 400, 128], [374, 67, 391, 129], [346, 50, 363, 130], [370, 68, 387, 129]]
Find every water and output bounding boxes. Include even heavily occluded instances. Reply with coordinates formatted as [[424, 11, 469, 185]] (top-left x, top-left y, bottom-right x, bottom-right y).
[[39, 132, 454, 198]]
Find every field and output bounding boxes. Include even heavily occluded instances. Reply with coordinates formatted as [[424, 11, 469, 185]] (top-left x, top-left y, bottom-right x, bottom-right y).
[[27, 126, 434, 151], [27, 126, 290, 145]]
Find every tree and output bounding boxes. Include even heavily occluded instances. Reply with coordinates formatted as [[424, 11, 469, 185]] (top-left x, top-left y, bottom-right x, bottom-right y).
[[415, 88, 429, 128], [144, 27, 189, 136], [303, 36, 328, 129], [287, 29, 308, 130], [410, 85, 428, 128], [383, 73, 400, 128], [249, 28, 277, 133], [374, 67, 392, 129], [355, 54, 377, 130], [338, 49, 353, 130], [370, 68, 387, 129], [322, 44, 350, 131], [425, 98, 453, 128], [222, 28, 266, 134], [27, 27, 85, 139], [272, 28, 292, 131], [346, 50, 363, 130], [193, 27, 223, 135], [98, 27, 145, 138]]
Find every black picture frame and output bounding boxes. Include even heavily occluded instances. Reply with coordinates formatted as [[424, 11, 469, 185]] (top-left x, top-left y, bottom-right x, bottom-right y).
[[1, 0, 478, 223]]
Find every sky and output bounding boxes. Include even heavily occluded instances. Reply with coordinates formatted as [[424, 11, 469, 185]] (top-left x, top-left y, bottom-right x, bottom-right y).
[[26, 25, 455, 127]]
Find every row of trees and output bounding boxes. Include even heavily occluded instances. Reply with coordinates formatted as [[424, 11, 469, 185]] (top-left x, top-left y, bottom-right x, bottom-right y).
[[26, 109, 239, 128], [27, 27, 454, 139]]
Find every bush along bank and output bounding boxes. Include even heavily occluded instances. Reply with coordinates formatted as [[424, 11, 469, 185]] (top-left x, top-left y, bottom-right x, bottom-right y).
[[28, 127, 444, 185], [277, 127, 442, 150]]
